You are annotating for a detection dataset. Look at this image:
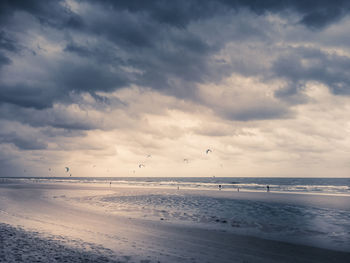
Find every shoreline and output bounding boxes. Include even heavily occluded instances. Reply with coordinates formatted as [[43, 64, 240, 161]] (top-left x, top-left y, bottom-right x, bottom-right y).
[[2, 179, 350, 195], [1, 177, 350, 197], [1, 181, 350, 210]]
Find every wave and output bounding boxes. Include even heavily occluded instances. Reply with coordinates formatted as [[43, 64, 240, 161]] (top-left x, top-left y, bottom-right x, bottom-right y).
[[2, 176, 350, 195]]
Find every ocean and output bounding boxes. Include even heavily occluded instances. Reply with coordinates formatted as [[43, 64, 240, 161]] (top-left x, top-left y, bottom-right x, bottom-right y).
[[2, 176, 350, 195]]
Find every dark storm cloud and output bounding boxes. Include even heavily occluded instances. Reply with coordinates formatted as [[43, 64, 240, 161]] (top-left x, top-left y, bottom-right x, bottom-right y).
[[94, 0, 350, 28], [0, 0, 350, 124], [0, 84, 55, 109], [64, 43, 93, 58], [0, 103, 101, 131], [0, 131, 47, 150], [273, 47, 350, 99], [0, 0, 83, 29], [234, 0, 350, 28], [0, 31, 19, 52], [0, 52, 11, 67], [0, 31, 19, 68], [0, 0, 220, 109], [62, 9, 219, 97], [55, 62, 128, 94]]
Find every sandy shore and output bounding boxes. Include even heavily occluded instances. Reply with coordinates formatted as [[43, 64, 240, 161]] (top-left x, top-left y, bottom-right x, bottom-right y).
[[0, 223, 121, 262], [1, 182, 350, 262]]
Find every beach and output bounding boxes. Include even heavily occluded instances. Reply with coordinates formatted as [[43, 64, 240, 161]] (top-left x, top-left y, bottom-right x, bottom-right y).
[[1, 181, 350, 262]]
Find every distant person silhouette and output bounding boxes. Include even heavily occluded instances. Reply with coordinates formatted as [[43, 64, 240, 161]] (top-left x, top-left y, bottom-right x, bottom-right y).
[[110, 182, 112, 187], [219, 185, 222, 190], [237, 187, 239, 192], [267, 185, 270, 192]]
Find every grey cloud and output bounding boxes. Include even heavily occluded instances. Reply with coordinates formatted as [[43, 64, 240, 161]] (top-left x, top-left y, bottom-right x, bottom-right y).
[[42, 127, 85, 138], [0, 52, 11, 67], [60, 23, 221, 101], [92, 0, 221, 28], [0, 0, 349, 177], [0, 31, 18, 68], [0, 31, 19, 52], [64, 43, 92, 58], [218, 104, 291, 122], [273, 47, 350, 99], [0, 147, 25, 177], [228, 0, 350, 29], [0, 0, 83, 29], [0, 131, 47, 150], [0, 84, 55, 109], [0, 103, 101, 131], [0, 0, 349, 125], [299, 4, 346, 28], [55, 62, 128, 94], [94, 0, 350, 28], [0, 49, 127, 110], [1, 4, 218, 109], [0, 120, 49, 151]]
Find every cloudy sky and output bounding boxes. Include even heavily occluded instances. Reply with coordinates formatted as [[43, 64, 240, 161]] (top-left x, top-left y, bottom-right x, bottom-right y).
[[1, 0, 350, 177]]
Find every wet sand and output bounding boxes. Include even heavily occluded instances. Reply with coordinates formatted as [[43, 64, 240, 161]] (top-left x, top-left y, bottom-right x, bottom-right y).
[[0, 223, 120, 262], [1, 182, 349, 262]]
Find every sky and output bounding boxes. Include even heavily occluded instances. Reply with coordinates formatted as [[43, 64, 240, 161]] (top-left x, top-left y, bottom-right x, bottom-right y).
[[1, 0, 350, 177]]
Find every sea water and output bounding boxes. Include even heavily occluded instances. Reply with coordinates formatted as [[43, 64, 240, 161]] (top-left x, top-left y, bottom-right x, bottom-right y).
[[2, 177, 350, 195], [97, 193, 350, 251]]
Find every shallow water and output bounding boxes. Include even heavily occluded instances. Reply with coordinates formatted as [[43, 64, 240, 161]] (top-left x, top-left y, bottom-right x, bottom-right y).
[[63, 192, 350, 252]]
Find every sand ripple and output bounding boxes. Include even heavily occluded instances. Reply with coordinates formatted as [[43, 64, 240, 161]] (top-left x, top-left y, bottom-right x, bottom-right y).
[[0, 223, 126, 263]]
